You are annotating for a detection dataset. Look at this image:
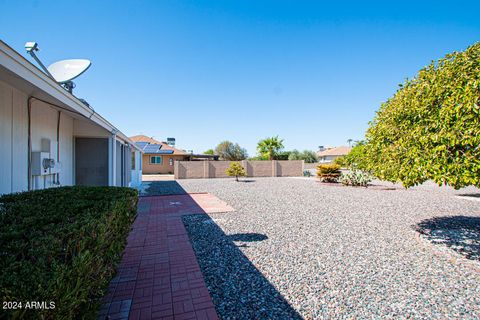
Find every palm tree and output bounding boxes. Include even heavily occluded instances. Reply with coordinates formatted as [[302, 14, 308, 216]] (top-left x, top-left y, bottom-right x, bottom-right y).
[[347, 139, 353, 147], [257, 136, 285, 160]]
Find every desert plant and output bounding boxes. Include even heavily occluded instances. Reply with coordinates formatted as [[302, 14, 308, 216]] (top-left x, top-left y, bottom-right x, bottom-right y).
[[364, 42, 480, 189], [316, 164, 341, 182], [257, 136, 284, 160], [339, 169, 373, 187], [303, 170, 313, 177], [226, 162, 247, 181]]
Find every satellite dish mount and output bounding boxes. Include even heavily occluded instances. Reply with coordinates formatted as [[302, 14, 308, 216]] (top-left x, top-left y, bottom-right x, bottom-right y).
[[25, 42, 91, 94]]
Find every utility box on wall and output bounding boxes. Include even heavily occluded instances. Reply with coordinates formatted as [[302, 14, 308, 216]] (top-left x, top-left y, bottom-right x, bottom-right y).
[[31, 152, 56, 176]]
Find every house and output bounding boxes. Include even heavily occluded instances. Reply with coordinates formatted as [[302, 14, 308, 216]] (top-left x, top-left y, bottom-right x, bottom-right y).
[[317, 146, 352, 163], [130, 135, 190, 174], [0, 40, 142, 194]]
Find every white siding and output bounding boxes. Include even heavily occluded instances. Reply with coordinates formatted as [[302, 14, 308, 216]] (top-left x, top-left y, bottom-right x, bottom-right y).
[[0, 80, 75, 194], [0, 81, 13, 193], [11, 88, 28, 191]]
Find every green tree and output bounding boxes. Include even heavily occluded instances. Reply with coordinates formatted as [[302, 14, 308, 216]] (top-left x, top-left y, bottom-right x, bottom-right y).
[[288, 149, 318, 163], [364, 42, 480, 189], [203, 149, 215, 155], [300, 150, 318, 163], [288, 149, 302, 160], [215, 141, 248, 160], [257, 136, 284, 160], [276, 151, 291, 160], [342, 141, 367, 169], [226, 162, 247, 181]]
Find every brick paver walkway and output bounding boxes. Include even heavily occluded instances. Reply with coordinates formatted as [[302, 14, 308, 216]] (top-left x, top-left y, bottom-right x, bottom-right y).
[[99, 193, 234, 320]]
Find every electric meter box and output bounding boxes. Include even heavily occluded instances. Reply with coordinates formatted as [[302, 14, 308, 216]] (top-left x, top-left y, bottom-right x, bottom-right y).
[[31, 152, 55, 176]]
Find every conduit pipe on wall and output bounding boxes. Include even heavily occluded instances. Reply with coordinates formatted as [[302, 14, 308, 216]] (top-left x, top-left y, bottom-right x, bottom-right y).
[[56, 110, 61, 185], [26, 96, 95, 190]]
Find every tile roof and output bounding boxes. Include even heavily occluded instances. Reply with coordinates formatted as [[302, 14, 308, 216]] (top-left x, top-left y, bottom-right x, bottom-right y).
[[129, 135, 190, 155], [317, 146, 352, 157]]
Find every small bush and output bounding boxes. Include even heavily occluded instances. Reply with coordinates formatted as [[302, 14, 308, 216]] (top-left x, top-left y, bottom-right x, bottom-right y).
[[333, 156, 346, 167], [340, 169, 373, 187], [303, 170, 313, 177], [226, 162, 247, 181], [0, 186, 138, 319], [316, 164, 341, 182]]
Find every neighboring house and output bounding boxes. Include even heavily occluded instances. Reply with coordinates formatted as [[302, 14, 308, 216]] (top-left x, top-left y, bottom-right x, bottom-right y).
[[317, 146, 352, 163], [130, 135, 190, 174], [0, 40, 142, 194]]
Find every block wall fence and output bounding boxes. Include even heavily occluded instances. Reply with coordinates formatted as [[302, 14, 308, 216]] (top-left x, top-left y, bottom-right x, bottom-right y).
[[174, 160, 304, 179]]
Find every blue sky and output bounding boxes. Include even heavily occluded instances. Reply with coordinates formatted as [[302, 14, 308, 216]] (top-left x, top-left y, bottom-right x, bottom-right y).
[[1, 1, 479, 155]]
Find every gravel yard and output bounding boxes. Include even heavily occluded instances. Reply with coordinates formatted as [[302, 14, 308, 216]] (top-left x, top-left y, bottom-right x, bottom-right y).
[[170, 178, 478, 319]]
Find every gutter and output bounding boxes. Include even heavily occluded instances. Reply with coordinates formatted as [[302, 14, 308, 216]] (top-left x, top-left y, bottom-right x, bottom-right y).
[[0, 40, 142, 153]]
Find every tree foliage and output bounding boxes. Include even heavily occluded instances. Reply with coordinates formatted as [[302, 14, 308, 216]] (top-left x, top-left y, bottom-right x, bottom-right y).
[[203, 149, 215, 155], [364, 42, 480, 189], [215, 141, 248, 161], [257, 136, 285, 160], [339, 141, 367, 169], [226, 162, 247, 181], [288, 149, 318, 163]]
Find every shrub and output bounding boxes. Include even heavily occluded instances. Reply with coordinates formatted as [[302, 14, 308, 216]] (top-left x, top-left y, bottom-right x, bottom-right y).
[[303, 170, 313, 177], [0, 186, 138, 319], [340, 169, 373, 187], [316, 164, 341, 182], [364, 42, 480, 189], [333, 156, 346, 167], [226, 162, 247, 181]]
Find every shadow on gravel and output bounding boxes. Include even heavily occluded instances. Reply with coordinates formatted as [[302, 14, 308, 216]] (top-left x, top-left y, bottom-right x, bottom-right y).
[[140, 180, 188, 196], [414, 216, 480, 260], [183, 215, 302, 319], [457, 193, 480, 199], [239, 179, 256, 183], [228, 233, 268, 242]]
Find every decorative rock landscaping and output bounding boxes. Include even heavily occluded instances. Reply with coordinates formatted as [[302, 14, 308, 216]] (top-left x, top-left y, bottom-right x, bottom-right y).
[[177, 177, 480, 319]]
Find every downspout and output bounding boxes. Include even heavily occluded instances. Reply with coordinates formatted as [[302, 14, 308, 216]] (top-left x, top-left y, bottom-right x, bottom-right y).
[[26, 96, 94, 190], [56, 110, 61, 185]]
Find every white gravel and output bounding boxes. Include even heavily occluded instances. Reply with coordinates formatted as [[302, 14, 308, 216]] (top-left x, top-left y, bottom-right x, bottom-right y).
[[177, 177, 480, 319]]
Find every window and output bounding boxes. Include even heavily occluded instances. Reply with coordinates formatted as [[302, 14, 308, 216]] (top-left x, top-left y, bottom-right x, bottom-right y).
[[131, 152, 136, 169], [169, 158, 174, 166], [150, 156, 162, 164]]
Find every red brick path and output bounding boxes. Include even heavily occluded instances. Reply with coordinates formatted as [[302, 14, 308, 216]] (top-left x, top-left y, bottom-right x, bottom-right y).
[[99, 193, 234, 320]]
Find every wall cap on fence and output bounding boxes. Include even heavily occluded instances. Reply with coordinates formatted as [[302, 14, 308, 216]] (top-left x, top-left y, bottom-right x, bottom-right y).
[[175, 160, 304, 179]]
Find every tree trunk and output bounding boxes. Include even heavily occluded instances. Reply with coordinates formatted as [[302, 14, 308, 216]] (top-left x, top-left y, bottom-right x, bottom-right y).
[[235, 175, 239, 182]]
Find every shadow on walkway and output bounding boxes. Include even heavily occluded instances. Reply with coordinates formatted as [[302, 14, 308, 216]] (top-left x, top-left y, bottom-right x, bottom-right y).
[[414, 215, 480, 261], [140, 180, 188, 196], [101, 180, 299, 319], [183, 214, 302, 319]]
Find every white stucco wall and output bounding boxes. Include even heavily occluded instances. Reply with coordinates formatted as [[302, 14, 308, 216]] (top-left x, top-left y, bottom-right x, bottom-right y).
[[318, 155, 338, 163]]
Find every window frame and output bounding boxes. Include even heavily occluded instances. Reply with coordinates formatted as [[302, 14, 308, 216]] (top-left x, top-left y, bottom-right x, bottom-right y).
[[150, 156, 163, 165]]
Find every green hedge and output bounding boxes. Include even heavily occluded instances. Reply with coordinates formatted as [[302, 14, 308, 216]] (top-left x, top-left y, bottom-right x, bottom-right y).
[[0, 186, 138, 319]]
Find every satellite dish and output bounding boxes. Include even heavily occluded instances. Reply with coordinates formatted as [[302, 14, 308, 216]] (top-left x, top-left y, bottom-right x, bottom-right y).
[[47, 59, 91, 83]]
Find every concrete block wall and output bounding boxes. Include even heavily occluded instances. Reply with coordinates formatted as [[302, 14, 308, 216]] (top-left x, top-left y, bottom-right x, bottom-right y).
[[175, 160, 304, 179]]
